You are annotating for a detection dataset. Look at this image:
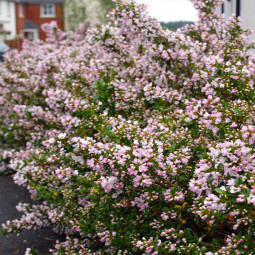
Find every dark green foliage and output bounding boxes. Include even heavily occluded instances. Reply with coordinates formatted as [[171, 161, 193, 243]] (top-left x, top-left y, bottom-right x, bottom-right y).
[[160, 21, 194, 31]]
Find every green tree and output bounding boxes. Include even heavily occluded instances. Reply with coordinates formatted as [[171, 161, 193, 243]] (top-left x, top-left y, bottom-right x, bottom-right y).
[[64, 0, 115, 31], [99, 0, 115, 13], [160, 21, 194, 31]]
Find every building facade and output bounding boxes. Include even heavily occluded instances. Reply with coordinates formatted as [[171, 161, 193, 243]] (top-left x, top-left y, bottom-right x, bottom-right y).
[[217, 0, 255, 40], [15, 0, 64, 40], [0, 0, 16, 40]]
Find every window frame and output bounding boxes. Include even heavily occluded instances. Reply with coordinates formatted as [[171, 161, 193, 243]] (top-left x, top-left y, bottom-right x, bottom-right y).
[[7, 1, 11, 16], [221, 3, 224, 14], [19, 3, 24, 17], [236, 0, 241, 17], [40, 3, 55, 17], [22, 29, 39, 41], [81, 7, 86, 17]]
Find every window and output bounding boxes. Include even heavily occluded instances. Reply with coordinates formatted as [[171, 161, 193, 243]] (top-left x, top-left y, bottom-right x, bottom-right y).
[[236, 0, 240, 17], [7, 1, 10, 16], [81, 7, 86, 17], [22, 30, 39, 41], [221, 3, 224, 14], [41, 4, 55, 17], [19, 4, 23, 17], [24, 31, 35, 40]]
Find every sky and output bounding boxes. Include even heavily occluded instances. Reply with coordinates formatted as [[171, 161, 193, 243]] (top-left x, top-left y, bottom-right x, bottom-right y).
[[135, 0, 199, 22]]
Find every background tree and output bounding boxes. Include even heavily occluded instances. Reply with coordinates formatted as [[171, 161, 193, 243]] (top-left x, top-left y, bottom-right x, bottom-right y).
[[160, 21, 194, 31], [64, 0, 115, 31], [99, 0, 115, 14]]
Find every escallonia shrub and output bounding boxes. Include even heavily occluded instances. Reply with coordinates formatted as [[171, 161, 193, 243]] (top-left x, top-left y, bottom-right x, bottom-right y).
[[1, 0, 255, 254]]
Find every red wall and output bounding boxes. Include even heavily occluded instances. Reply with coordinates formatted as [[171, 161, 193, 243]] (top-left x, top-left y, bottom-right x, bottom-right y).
[[16, 3, 25, 36], [16, 3, 64, 40]]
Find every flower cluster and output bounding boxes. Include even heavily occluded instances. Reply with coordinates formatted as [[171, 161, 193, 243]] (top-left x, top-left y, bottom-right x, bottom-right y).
[[1, 0, 255, 254]]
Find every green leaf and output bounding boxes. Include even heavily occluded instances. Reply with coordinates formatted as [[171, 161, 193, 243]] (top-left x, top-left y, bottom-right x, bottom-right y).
[[0, 229, 7, 235], [235, 177, 243, 187], [215, 188, 223, 194], [208, 175, 214, 184]]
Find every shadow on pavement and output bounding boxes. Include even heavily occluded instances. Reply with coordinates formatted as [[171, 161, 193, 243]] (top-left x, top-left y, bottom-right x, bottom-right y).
[[0, 175, 65, 255]]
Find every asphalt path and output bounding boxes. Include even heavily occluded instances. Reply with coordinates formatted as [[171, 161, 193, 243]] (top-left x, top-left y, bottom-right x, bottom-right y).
[[0, 175, 64, 255]]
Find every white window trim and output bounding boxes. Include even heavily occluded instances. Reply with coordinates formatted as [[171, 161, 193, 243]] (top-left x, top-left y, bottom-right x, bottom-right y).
[[19, 4, 24, 17], [40, 4, 55, 18], [7, 1, 11, 17], [22, 29, 39, 41]]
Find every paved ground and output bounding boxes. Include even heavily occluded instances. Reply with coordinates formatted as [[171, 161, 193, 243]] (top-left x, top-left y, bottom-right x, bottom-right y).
[[0, 175, 64, 255]]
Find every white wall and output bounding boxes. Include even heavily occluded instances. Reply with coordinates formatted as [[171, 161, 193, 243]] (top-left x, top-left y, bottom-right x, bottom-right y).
[[241, 0, 255, 40], [215, 1, 235, 20], [216, 0, 255, 40], [225, 0, 235, 20], [0, 0, 16, 40]]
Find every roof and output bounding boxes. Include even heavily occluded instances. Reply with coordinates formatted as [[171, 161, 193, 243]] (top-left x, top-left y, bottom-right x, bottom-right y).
[[17, 0, 63, 3], [23, 19, 39, 30]]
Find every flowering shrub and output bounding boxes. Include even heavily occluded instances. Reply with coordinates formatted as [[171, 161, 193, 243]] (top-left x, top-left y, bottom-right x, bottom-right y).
[[1, 0, 255, 254]]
